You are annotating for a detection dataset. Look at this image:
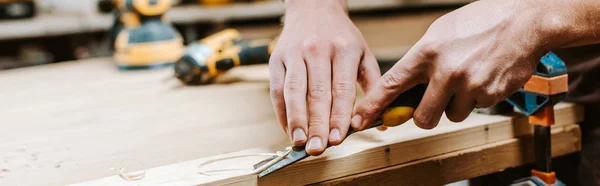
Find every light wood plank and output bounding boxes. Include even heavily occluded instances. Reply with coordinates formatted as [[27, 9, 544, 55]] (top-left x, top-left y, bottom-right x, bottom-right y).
[[72, 103, 582, 186], [315, 124, 581, 186], [0, 59, 287, 186]]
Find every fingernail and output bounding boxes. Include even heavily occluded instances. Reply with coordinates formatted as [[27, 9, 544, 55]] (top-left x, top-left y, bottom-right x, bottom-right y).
[[292, 128, 307, 143], [351, 115, 362, 130], [306, 137, 323, 150], [329, 128, 341, 142]]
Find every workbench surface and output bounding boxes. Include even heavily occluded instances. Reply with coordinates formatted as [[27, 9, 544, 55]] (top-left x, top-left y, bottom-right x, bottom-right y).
[[0, 58, 583, 186], [0, 58, 287, 186]]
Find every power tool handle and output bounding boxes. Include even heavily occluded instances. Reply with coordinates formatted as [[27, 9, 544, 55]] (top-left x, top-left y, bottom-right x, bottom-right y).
[[346, 84, 426, 136]]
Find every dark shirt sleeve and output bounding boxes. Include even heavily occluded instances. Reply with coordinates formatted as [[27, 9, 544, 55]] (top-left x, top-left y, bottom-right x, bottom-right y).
[[555, 44, 600, 104]]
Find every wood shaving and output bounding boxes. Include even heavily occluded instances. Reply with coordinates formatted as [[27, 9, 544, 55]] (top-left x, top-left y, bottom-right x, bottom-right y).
[[117, 159, 146, 181], [198, 147, 292, 176]]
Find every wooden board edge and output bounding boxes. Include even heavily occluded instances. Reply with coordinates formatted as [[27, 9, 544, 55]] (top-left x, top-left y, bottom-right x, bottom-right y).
[[313, 124, 581, 186], [70, 104, 581, 186], [255, 103, 580, 185]]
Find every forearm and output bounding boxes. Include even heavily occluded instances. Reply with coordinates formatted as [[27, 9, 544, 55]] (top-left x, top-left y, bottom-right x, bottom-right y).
[[541, 0, 600, 48]]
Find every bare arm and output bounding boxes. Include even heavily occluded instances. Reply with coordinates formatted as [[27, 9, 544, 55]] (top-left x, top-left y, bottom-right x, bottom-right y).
[[351, 0, 600, 130]]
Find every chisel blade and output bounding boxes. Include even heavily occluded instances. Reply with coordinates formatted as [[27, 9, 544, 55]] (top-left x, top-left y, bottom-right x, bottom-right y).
[[256, 146, 309, 178]]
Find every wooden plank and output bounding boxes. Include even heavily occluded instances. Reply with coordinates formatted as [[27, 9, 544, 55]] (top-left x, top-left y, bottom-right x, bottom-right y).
[[0, 59, 288, 186], [315, 124, 581, 186], [72, 103, 582, 186]]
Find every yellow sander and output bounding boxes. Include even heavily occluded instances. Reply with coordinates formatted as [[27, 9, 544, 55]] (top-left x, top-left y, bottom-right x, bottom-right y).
[[112, 0, 185, 70]]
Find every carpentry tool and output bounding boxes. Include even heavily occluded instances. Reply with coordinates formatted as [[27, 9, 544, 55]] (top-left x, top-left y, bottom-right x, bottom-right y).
[[505, 52, 568, 186], [254, 84, 427, 177], [0, 0, 35, 19], [174, 29, 275, 85], [111, 0, 185, 70]]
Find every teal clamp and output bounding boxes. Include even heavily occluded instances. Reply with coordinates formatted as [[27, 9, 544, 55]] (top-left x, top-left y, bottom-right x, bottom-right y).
[[505, 51, 567, 116]]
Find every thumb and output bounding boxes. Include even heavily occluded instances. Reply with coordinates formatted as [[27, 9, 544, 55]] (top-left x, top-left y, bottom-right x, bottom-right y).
[[351, 48, 425, 131]]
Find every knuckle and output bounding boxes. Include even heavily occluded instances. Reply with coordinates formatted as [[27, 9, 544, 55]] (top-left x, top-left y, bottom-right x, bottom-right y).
[[284, 75, 303, 93], [417, 39, 441, 60], [308, 116, 326, 127], [302, 39, 322, 54], [329, 114, 348, 127], [446, 66, 469, 82], [360, 100, 381, 117], [268, 52, 283, 63], [309, 84, 330, 99], [380, 72, 404, 91], [270, 86, 284, 100], [332, 82, 353, 96], [332, 36, 353, 50]]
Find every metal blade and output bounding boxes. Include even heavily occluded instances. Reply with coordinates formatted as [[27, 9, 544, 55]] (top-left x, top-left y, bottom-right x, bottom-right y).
[[255, 120, 384, 177], [253, 156, 278, 170], [257, 146, 309, 177]]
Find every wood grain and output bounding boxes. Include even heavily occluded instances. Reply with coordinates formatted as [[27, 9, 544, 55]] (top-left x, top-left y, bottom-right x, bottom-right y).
[[73, 102, 582, 186], [0, 59, 286, 186], [0, 9, 457, 185], [315, 124, 581, 186]]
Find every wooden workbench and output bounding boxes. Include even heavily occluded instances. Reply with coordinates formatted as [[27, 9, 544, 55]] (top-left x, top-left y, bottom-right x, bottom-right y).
[[0, 56, 583, 186]]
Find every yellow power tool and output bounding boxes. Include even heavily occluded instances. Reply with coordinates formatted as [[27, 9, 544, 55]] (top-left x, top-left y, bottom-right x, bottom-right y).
[[111, 0, 185, 70], [174, 29, 275, 85]]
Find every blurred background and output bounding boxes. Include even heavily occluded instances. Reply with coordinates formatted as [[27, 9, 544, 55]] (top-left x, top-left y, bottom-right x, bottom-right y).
[[0, 1, 586, 186], [0, 0, 471, 71]]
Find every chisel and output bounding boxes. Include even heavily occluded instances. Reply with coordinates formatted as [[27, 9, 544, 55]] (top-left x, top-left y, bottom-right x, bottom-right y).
[[254, 84, 426, 177]]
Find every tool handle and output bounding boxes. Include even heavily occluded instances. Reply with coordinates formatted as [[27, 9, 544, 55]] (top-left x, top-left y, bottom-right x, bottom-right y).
[[347, 84, 426, 136]]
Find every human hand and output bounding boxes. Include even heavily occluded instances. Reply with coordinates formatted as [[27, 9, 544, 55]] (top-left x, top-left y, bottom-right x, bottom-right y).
[[269, 0, 380, 155], [351, 0, 566, 130]]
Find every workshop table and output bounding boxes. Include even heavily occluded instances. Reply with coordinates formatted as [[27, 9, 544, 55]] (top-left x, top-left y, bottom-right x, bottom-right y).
[[0, 58, 582, 186]]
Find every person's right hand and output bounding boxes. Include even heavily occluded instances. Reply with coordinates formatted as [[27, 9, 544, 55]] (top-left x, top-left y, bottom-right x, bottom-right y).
[[269, 0, 381, 156]]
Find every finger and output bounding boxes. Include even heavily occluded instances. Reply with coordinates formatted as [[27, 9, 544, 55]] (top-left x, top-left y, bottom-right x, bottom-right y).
[[269, 59, 287, 133], [283, 56, 308, 146], [351, 48, 425, 131], [413, 77, 453, 129], [328, 48, 361, 146], [358, 49, 381, 93], [304, 45, 332, 156], [445, 92, 475, 123]]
